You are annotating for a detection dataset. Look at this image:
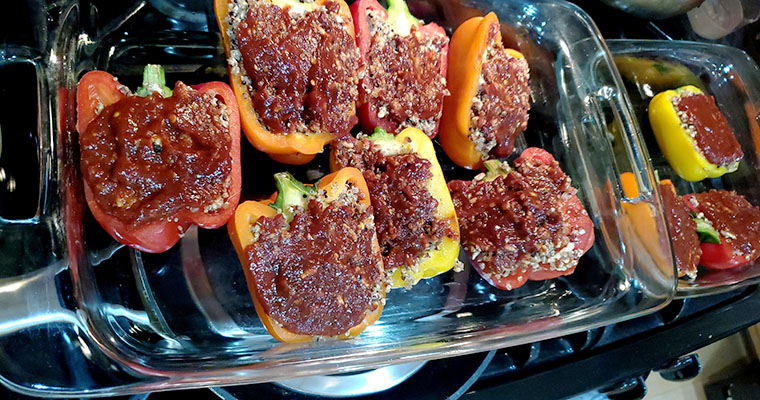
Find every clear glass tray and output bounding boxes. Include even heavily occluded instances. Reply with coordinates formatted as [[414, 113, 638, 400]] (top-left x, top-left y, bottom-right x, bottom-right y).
[[606, 39, 760, 298], [0, 0, 674, 396]]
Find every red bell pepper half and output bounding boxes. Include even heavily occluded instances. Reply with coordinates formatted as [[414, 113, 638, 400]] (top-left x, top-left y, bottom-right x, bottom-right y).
[[76, 65, 241, 253], [682, 192, 756, 270], [351, 0, 449, 137]]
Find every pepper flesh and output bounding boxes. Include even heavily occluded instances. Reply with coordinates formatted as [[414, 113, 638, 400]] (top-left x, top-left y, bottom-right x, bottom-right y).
[[76, 66, 241, 253], [439, 12, 529, 170], [648, 85, 741, 181], [331, 127, 460, 288], [351, 0, 449, 137], [214, 0, 356, 164], [228, 168, 385, 342]]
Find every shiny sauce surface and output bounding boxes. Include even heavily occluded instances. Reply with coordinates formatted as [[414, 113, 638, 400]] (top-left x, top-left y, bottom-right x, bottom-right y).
[[246, 199, 384, 336], [448, 156, 580, 278], [471, 23, 531, 159], [364, 14, 447, 135], [691, 190, 760, 261], [237, 1, 360, 137], [675, 93, 743, 166], [333, 137, 457, 269], [80, 83, 231, 225], [660, 182, 700, 277]]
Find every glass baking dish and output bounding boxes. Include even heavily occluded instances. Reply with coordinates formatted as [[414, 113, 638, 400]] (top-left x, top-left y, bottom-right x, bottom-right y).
[[605, 39, 760, 298], [0, 0, 674, 396]]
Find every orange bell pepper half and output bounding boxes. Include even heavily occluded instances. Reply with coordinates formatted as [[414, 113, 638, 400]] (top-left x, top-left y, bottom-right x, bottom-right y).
[[228, 168, 385, 342], [440, 12, 529, 170], [214, 0, 356, 164]]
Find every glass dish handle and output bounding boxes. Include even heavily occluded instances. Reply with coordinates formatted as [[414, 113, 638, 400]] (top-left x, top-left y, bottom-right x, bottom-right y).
[[597, 85, 656, 202], [0, 46, 77, 333], [0, 45, 52, 226]]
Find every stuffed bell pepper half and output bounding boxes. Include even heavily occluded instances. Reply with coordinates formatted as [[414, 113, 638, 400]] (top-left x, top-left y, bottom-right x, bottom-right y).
[[77, 65, 241, 253], [440, 12, 531, 169], [331, 127, 460, 289], [448, 148, 594, 290], [228, 169, 386, 342], [215, 0, 361, 164], [622, 173, 760, 276], [351, 0, 449, 137], [683, 190, 760, 271], [649, 85, 743, 181]]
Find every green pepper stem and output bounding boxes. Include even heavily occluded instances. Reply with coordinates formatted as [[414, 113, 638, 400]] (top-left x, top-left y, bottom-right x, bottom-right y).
[[136, 64, 173, 98], [483, 159, 511, 180], [386, 0, 421, 36], [369, 127, 395, 142], [272, 172, 316, 222]]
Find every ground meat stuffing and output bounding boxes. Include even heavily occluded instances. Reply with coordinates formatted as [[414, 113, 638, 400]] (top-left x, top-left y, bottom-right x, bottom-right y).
[[233, 0, 360, 137], [672, 91, 743, 167], [470, 22, 531, 159], [363, 11, 448, 136], [333, 137, 458, 270], [80, 82, 232, 226], [659, 182, 700, 278], [688, 190, 760, 261], [246, 197, 384, 337], [448, 155, 585, 287]]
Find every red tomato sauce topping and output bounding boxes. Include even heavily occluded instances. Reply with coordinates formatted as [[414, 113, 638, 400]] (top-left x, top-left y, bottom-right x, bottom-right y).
[[688, 190, 760, 262], [673, 92, 743, 166], [659, 182, 700, 277], [333, 137, 458, 269], [470, 23, 530, 159], [364, 12, 447, 136], [80, 82, 232, 226], [448, 155, 587, 288], [235, 1, 360, 137], [246, 198, 384, 336]]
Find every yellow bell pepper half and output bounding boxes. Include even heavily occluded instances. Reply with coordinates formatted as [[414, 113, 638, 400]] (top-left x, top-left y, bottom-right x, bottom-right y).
[[388, 128, 461, 288], [648, 85, 739, 182], [331, 127, 461, 289]]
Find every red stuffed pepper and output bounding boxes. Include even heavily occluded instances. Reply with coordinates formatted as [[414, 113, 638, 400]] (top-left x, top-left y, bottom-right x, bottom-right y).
[[77, 65, 241, 253], [683, 190, 760, 270], [351, 0, 449, 137], [448, 148, 594, 290]]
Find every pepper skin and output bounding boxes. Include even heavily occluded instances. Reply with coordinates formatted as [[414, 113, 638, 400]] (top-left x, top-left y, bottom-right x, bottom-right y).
[[439, 12, 529, 170], [228, 168, 385, 342], [214, 0, 356, 164], [76, 67, 241, 253], [331, 127, 460, 288], [648, 85, 741, 181]]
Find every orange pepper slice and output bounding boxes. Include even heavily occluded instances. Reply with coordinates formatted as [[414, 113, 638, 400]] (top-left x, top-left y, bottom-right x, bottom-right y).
[[214, 0, 355, 164], [227, 168, 384, 342], [439, 12, 526, 170]]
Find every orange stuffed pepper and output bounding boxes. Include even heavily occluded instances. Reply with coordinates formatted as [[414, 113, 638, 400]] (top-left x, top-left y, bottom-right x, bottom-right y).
[[215, 0, 361, 164], [228, 168, 386, 342], [440, 12, 531, 169]]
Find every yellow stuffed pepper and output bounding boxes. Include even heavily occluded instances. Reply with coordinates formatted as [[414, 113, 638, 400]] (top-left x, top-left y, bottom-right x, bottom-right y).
[[649, 85, 743, 181], [331, 127, 461, 289]]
